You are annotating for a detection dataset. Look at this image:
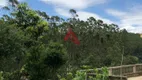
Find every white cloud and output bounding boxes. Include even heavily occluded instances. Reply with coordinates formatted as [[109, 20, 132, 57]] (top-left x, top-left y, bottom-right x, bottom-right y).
[[0, 0, 8, 7], [41, 0, 113, 27], [106, 9, 126, 18], [55, 8, 113, 24], [0, 0, 24, 8], [77, 11, 113, 24], [55, 8, 71, 17], [40, 0, 107, 10], [106, 6, 142, 33], [18, 0, 22, 1]]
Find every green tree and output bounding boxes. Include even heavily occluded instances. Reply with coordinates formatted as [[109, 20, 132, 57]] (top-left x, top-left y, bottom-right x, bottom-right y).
[[0, 21, 27, 71]]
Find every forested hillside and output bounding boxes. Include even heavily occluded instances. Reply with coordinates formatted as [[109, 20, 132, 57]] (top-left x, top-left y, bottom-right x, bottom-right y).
[[0, 0, 142, 80]]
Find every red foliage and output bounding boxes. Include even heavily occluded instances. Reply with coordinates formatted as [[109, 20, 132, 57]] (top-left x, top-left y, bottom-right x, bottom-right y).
[[64, 27, 80, 45]]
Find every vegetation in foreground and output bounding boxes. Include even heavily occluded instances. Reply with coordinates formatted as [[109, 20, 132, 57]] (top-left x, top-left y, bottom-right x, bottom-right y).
[[0, 0, 142, 80]]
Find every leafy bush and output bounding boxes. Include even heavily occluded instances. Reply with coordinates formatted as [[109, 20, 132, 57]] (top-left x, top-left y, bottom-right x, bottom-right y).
[[58, 67, 109, 80], [44, 42, 67, 68], [25, 42, 67, 80], [0, 71, 4, 80]]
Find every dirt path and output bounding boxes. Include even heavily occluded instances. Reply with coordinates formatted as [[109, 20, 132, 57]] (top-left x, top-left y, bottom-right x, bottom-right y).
[[128, 76, 142, 80]]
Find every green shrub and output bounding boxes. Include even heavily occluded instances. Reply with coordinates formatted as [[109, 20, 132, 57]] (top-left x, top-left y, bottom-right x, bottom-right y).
[[0, 71, 4, 80], [58, 67, 109, 80]]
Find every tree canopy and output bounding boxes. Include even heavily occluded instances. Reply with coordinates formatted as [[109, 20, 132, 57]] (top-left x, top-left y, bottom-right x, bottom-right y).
[[0, 0, 142, 80]]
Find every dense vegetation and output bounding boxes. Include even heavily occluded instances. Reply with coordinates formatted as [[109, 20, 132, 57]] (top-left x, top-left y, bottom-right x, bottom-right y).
[[0, 0, 142, 80]]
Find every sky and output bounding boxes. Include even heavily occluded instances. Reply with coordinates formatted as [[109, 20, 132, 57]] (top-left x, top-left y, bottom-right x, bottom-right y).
[[0, 0, 142, 33]]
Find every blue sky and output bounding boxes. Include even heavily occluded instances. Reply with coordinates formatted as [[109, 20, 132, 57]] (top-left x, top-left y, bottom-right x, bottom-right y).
[[1, 0, 142, 33]]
